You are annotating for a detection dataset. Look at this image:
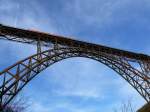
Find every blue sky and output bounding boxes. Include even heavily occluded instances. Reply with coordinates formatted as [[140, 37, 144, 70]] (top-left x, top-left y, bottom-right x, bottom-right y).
[[0, 0, 150, 112]]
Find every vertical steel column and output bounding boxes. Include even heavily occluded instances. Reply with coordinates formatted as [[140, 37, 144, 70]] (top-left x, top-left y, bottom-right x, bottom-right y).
[[37, 38, 42, 72]]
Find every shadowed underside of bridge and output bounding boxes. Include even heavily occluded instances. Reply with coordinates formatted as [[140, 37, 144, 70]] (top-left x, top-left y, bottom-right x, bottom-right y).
[[0, 24, 150, 111]]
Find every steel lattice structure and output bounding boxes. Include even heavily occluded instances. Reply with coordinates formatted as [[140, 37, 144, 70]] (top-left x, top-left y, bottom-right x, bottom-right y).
[[0, 24, 150, 110]]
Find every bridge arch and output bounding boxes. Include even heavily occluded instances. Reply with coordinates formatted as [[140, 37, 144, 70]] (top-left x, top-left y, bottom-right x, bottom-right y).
[[0, 47, 149, 108]]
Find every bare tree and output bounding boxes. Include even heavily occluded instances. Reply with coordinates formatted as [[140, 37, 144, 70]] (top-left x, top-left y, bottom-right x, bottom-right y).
[[3, 94, 30, 112], [114, 99, 135, 112]]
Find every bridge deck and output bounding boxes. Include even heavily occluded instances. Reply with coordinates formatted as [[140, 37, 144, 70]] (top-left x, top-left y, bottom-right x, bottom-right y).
[[0, 24, 150, 61]]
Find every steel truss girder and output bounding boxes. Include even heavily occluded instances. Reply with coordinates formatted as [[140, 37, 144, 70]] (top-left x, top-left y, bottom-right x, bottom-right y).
[[1, 24, 150, 61], [0, 47, 149, 109], [0, 24, 150, 110]]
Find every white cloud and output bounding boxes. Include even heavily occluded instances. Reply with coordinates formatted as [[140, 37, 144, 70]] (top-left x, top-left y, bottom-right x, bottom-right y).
[[0, 0, 19, 11], [63, 0, 132, 27], [0, 0, 58, 61], [40, 57, 146, 111], [0, 0, 57, 33], [29, 102, 51, 112], [29, 99, 112, 112], [44, 58, 109, 98]]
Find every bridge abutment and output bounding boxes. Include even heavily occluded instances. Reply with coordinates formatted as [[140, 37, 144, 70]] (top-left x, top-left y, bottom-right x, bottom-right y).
[[137, 103, 150, 112]]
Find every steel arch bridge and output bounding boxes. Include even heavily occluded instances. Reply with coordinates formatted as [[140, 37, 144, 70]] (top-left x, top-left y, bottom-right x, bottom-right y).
[[0, 24, 150, 110]]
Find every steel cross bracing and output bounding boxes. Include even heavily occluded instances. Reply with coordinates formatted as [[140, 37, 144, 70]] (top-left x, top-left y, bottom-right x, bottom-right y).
[[0, 24, 150, 109]]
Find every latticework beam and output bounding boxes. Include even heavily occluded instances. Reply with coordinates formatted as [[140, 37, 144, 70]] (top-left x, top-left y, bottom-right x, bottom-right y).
[[0, 24, 150, 111]]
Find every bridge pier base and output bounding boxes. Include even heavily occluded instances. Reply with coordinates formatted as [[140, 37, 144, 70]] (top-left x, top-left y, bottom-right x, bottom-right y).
[[137, 103, 150, 112]]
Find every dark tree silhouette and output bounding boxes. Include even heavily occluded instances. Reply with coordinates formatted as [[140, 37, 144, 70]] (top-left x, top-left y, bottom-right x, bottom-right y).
[[3, 94, 30, 112], [114, 99, 135, 112]]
